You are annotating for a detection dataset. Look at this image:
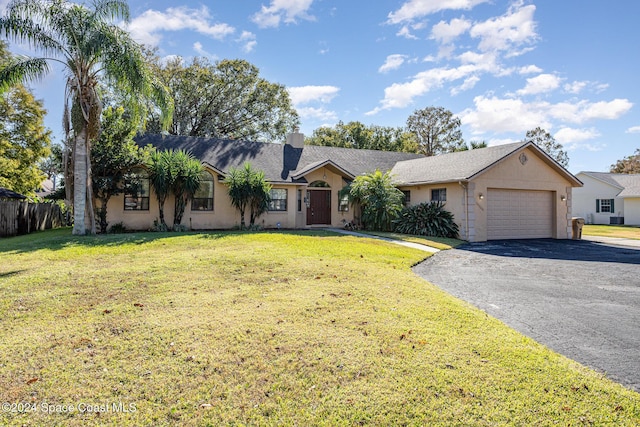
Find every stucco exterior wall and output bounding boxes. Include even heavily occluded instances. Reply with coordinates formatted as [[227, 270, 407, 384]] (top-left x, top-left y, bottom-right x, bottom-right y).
[[572, 173, 625, 224], [303, 167, 354, 227], [105, 166, 354, 231], [469, 147, 573, 241], [398, 183, 467, 239]]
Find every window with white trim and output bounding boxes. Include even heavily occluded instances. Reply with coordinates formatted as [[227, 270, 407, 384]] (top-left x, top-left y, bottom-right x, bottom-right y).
[[269, 188, 288, 211], [597, 199, 614, 213], [338, 193, 349, 212]]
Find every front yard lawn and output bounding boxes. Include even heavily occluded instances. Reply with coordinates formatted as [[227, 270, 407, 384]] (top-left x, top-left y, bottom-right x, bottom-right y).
[[0, 228, 638, 426], [582, 224, 640, 240]]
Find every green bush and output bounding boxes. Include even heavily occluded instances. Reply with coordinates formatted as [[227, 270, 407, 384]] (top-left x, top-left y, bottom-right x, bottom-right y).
[[393, 201, 459, 238], [108, 222, 127, 234]]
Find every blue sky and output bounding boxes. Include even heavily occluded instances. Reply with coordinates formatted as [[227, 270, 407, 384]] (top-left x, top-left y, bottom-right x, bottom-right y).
[[2, 0, 639, 173]]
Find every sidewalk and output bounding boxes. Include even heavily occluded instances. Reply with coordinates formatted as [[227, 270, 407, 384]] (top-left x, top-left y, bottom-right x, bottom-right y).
[[326, 228, 440, 253], [581, 234, 640, 249]]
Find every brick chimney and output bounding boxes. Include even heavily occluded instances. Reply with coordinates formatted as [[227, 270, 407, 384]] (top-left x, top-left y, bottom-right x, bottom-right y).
[[286, 126, 304, 148]]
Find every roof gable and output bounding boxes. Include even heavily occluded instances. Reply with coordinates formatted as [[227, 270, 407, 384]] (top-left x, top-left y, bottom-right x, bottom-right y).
[[579, 172, 640, 198], [391, 141, 582, 187]]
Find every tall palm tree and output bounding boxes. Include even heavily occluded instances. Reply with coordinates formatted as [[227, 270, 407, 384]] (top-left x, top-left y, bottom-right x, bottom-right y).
[[0, 0, 172, 234]]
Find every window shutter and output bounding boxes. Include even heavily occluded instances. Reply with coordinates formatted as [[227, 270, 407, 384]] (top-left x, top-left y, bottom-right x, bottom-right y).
[[611, 199, 615, 213], [596, 199, 600, 213]]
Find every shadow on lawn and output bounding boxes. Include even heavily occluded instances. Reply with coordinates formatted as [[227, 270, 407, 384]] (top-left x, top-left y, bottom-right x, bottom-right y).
[[459, 239, 640, 265], [0, 228, 336, 254], [0, 228, 230, 254]]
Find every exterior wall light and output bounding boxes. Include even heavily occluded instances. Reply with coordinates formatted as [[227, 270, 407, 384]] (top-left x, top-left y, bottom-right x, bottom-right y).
[[478, 193, 484, 200], [560, 195, 567, 202]]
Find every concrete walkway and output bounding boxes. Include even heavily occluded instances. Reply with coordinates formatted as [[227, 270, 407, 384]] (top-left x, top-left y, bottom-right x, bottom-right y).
[[581, 234, 640, 248], [326, 228, 440, 253]]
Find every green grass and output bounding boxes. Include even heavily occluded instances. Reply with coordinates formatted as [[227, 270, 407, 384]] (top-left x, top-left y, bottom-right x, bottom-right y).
[[356, 230, 465, 250], [0, 228, 638, 426], [582, 224, 640, 240]]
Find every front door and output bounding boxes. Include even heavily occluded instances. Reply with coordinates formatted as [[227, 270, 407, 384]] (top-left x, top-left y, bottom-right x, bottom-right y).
[[307, 190, 331, 225]]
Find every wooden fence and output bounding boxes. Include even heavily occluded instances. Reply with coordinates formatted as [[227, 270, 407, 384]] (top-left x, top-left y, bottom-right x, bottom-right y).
[[0, 201, 64, 237]]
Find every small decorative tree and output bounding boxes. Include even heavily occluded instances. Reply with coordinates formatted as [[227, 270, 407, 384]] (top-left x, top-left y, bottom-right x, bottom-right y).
[[225, 163, 271, 229], [343, 170, 404, 231], [171, 151, 203, 228], [92, 106, 142, 233], [146, 149, 203, 230]]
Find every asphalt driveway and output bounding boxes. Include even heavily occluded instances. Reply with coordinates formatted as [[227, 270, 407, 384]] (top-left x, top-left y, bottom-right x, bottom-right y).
[[413, 239, 640, 392]]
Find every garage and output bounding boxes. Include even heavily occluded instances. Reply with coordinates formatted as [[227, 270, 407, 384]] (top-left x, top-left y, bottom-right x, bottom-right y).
[[487, 189, 554, 240]]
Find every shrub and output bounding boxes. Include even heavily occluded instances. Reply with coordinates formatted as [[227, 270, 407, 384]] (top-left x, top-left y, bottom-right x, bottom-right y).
[[342, 170, 404, 231], [108, 222, 127, 234], [393, 201, 459, 238]]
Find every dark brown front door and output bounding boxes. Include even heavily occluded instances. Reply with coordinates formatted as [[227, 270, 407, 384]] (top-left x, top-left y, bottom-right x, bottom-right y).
[[307, 190, 331, 225]]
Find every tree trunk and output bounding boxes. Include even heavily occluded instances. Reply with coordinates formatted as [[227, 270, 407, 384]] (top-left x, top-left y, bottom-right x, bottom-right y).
[[174, 195, 187, 228], [85, 138, 96, 234], [98, 196, 109, 234], [72, 129, 87, 235]]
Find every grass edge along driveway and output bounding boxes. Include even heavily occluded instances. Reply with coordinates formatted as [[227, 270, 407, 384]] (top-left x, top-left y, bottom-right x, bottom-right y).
[[582, 224, 640, 240], [0, 228, 638, 426]]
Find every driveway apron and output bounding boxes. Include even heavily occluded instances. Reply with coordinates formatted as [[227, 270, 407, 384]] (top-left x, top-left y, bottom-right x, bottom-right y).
[[413, 239, 640, 392]]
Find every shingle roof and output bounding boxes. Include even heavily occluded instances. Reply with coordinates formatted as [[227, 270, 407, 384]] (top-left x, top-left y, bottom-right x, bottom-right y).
[[0, 187, 27, 199], [580, 171, 640, 197], [135, 135, 581, 187], [390, 141, 530, 184], [135, 134, 422, 183]]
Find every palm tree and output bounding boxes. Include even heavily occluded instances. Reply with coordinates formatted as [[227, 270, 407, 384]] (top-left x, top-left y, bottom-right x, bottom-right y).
[[170, 150, 203, 229], [225, 164, 252, 229], [0, 0, 172, 235], [146, 150, 171, 230]]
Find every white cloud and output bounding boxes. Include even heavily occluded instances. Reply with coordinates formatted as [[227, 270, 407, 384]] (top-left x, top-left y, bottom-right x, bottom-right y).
[[451, 75, 480, 95], [192, 42, 217, 59], [237, 31, 257, 53], [127, 7, 235, 46], [563, 80, 610, 95], [251, 0, 315, 28], [626, 126, 640, 134], [549, 99, 633, 123], [554, 127, 600, 144], [379, 54, 408, 73], [564, 81, 588, 94], [517, 73, 561, 96], [297, 106, 338, 122], [388, 0, 489, 24], [460, 96, 551, 134], [0, 0, 8, 14], [518, 65, 543, 75], [469, 3, 537, 53], [397, 25, 419, 40], [461, 96, 633, 136], [430, 18, 472, 44], [288, 85, 339, 105], [368, 56, 499, 113]]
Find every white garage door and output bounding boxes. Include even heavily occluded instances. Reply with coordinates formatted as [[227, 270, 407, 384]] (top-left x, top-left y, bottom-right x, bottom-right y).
[[487, 189, 553, 240]]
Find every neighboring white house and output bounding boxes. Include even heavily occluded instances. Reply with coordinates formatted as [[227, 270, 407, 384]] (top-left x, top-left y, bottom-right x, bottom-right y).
[[572, 172, 640, 225]]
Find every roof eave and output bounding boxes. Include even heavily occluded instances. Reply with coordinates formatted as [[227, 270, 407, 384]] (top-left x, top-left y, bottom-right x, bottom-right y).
[[578, 172, 624, 190]]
